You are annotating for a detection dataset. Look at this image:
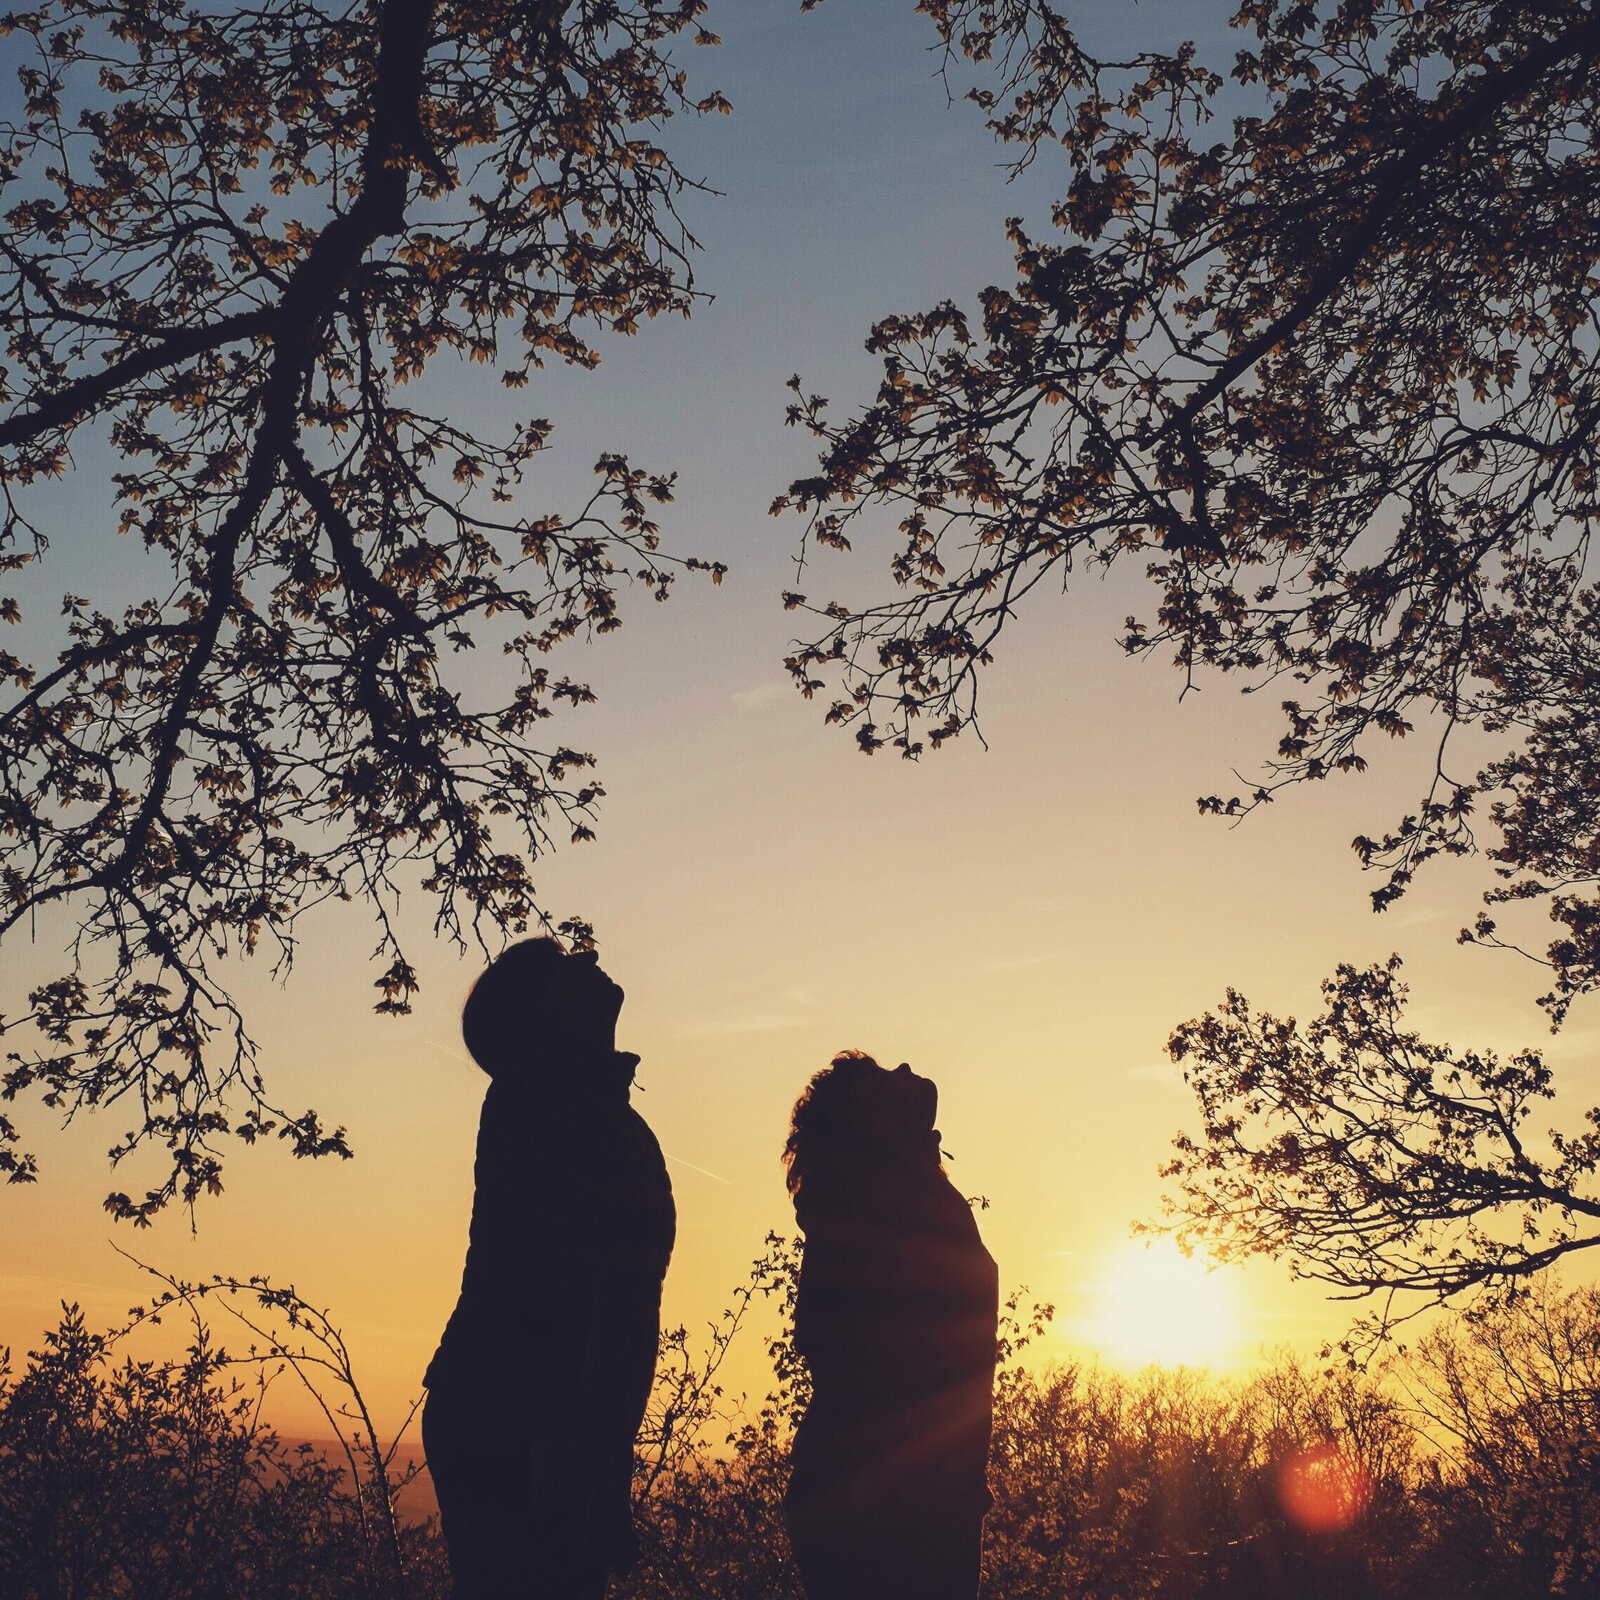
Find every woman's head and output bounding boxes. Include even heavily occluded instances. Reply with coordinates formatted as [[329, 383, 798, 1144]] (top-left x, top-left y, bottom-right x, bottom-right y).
[[783, 1051, 940, 1209], [460, 937, 626, 1079]]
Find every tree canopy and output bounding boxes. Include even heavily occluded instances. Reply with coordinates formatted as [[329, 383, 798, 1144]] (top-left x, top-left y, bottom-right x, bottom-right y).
[[0, 0, 727, 1218], [778, 0, 1600, 1019], [773, 0, 1600, 1337]]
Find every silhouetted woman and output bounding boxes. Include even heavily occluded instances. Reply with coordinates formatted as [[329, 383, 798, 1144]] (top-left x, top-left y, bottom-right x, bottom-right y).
[[783, 1051, 998, 1600], [423, 938, 675, 1600]]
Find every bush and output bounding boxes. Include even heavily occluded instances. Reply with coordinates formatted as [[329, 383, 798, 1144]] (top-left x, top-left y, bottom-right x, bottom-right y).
[[8, 1248, 1600, 1599], [0, 1304, 443, 1599]]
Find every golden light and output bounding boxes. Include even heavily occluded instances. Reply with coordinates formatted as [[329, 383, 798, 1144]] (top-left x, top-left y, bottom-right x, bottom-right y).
[[1086, 1238, 1241, 1368]]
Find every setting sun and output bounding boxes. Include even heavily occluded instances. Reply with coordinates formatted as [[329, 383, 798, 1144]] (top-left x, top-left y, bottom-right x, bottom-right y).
[[1087, 1239, 1242, 1368]]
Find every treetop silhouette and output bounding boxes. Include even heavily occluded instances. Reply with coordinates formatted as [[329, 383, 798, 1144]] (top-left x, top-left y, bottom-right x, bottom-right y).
[[1158, 956, 1600, 1353], [0, 0, 727, 1218], [778, 0, 1600, 1021]]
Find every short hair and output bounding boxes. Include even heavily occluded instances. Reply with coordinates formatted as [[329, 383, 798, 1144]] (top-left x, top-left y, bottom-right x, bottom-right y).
[[460, 936, 569, 1077]]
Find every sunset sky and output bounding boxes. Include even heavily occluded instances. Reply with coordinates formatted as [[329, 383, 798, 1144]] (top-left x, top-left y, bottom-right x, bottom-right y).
[[9, 0, 1598, 1437]]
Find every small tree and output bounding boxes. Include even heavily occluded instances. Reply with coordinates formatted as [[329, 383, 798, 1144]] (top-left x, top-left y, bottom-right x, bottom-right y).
[[1159, 958, 1600, 1349], [1406, 1282, 1600, 1600], [0, 0, 728, 1217], [625, 1234, 808, 1600]]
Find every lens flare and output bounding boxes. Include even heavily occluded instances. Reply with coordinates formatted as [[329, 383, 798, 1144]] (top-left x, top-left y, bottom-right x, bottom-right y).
[[1277, 1444, 1372, 1533]]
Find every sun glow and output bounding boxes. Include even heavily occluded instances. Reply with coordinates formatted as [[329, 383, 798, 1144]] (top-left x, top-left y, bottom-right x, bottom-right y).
[[1087, 1239, 1241, 1368]]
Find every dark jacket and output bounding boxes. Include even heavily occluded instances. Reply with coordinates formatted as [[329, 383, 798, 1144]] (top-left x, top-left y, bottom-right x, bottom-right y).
[[426, 1059, 676, 1458], [786, 1155, 998, 1531]]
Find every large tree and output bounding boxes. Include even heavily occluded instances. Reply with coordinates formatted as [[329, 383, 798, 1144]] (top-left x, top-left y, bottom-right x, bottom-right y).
[[775, 0, 1600, 1334], [0, 0, 727, 1218], [778, 0, 1600, 1018]]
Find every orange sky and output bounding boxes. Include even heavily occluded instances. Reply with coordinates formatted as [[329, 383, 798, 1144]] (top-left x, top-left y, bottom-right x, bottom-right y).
[[8, 0, 1598, 1439]]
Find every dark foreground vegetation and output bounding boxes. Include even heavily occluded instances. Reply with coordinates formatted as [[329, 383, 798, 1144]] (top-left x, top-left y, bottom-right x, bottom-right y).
[[4, 1245, 1600, 1600]]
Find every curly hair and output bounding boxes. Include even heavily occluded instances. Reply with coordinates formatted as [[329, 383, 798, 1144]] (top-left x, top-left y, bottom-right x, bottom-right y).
[[783, 1050, 882, 1197], [783, 1050, 944, 1225]]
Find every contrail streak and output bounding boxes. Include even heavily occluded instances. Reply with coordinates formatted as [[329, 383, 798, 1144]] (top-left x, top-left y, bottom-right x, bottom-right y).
[[662, 1151, 732, 1186]]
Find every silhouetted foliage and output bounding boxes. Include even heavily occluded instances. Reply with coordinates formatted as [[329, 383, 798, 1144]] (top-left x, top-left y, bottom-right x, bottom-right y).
[[0, 0, 728, 1217], [1407, 1281, 1600, 1600], [13, 1247, 1600, 1599], [1159, 958, 1600, 1347], [0, 1301, 447, 1598], [777, 0, 1600, 1020], [623, 1235, 807, 1600], [112, 1252, 441, 1596], [984, 1305, 1421, 1600]]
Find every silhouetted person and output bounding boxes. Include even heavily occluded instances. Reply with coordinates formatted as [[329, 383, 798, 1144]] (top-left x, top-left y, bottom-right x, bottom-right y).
[[782, 1051, 998, 1600], [422, 938, 674, 1600]]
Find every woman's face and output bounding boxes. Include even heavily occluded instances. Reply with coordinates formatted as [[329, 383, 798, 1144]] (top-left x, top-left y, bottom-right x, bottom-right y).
[[855, 1060, 938, 1136]]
